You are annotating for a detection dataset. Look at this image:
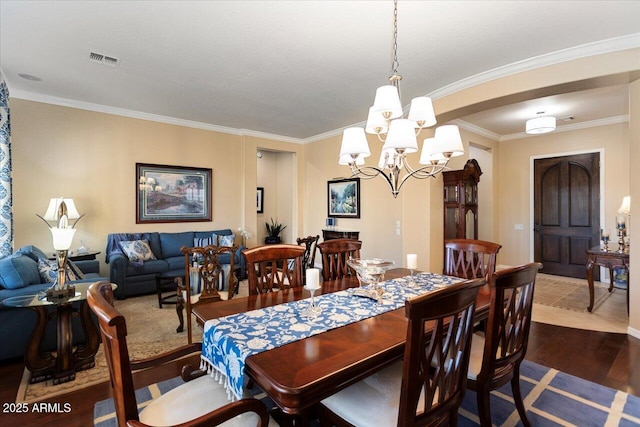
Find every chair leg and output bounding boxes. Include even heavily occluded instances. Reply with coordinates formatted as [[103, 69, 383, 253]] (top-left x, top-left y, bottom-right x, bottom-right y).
[[476, 385, 493, 427], [176, 296, 184, 333], [511, 366, 531, 427]]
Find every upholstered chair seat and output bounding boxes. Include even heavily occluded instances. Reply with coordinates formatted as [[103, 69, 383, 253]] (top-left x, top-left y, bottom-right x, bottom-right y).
[[139, 375, 260, 426]]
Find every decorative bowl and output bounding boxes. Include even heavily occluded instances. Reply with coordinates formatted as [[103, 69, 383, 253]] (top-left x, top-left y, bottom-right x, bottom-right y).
[[346, 258, 395, 288]]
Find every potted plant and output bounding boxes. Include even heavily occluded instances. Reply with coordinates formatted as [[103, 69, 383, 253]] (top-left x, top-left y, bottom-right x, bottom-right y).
[[265, 218, 286, 244]]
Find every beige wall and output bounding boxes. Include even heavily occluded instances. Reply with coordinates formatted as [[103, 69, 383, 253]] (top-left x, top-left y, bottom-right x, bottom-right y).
[[629, 80, 639, 335], [497, 123, 629, 267]]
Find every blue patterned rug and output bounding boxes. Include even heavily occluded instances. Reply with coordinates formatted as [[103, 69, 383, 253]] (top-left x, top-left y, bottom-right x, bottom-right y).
[[94, 360, 640, 426]]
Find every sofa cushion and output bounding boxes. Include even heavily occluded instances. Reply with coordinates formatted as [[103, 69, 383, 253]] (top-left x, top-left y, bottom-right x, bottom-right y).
[[125, 259, 169, 276], [37, 258, 79, 283], [16, 245, 50, 263], [119, 239, 157, 262], [160, 232, 194, 258], [165, 256, 185, 271], [0, 255, 41, 289]]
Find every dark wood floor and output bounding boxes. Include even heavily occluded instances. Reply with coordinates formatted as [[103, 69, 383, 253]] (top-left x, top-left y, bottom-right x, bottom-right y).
[[1, 322, 639, 426]]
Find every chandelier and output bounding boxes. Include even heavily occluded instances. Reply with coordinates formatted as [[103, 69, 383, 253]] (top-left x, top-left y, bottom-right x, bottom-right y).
[[339, 0, 464, 198]]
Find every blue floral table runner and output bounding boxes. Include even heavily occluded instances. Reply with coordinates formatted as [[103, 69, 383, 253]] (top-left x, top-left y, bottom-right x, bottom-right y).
[[200, 272, 462, 400]]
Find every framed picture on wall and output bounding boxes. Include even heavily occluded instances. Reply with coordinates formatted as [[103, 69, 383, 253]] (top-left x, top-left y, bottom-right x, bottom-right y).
[[328, 178, 360, 218], [136, 163, 212, 223], [257, 187, 264, 213]]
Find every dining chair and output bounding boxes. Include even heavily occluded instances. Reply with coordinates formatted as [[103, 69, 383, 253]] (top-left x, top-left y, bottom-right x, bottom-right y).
[[86, 281, 269, 427], [318, 277, 485, 427], [297, 234, 320, 270], [317, 238, 362, 281], [444, 239, 502, 292], [242, 244, 305, 295], [176, 245, 238, 344], [466, 262, 542, 427]]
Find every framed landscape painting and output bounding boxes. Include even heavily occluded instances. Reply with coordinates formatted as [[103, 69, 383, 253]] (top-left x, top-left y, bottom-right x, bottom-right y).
[[136, 163, 212, 223], [328, 178, 360, 218]]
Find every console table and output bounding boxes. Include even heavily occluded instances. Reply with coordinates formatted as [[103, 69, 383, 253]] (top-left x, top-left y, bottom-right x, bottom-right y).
[[2, 282, 109, 384], [322, 229, 359, 241], [585, 246, 629, 313]]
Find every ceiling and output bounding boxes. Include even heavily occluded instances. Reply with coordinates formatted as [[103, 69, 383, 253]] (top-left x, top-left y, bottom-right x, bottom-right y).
[[1, 1, 639, 142]]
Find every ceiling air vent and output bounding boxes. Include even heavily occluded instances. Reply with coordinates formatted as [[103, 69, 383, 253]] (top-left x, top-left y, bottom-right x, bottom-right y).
[[89, 52, 120, 68]]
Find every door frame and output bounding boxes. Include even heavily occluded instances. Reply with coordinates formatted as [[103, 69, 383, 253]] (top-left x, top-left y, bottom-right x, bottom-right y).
[[529, 148, 606, 278]]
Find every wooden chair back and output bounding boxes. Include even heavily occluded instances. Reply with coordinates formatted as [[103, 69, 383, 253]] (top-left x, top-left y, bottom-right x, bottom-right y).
[[87, 281, 270, 427], [400, 278, 485, 425], [242, 244, 305, 295], [296, 235, 320, 271], [87, 281, 142, 426], [317, 238, 362, 281], [444, 239, 501, 290], [177, 245, 237, 343], [468, 262, 542, 426]]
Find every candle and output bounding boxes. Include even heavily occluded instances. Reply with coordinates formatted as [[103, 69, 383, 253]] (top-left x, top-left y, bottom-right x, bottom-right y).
[[306, 268, 320, 288], [617, 216, 626, 229], [406, 254, 417, 270]]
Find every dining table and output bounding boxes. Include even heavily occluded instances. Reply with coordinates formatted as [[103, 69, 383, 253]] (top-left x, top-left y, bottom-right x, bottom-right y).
[[191, 268, 492, 420]]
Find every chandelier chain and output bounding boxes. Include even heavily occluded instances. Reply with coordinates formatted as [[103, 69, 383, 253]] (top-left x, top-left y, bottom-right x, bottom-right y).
[[391, 0, 399, 77]]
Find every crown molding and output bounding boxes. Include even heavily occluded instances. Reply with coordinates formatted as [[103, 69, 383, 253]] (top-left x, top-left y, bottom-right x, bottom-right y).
[[9, 90, 306, 144], [429, 34, 640, 100], [452, 119, 501, 141], [500, 115, 629, 141]]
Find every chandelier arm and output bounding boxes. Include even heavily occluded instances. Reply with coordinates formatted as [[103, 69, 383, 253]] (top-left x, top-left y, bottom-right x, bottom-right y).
[[349, 165, 400, 197]]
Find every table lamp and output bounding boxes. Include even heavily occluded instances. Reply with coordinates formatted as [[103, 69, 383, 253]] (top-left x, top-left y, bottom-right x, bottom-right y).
[[37, 198, 84, 300], [617, 196, 630, 253]]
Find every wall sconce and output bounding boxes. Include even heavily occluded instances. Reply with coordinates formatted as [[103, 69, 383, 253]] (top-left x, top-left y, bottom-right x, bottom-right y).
[[37, 198, 84, 300]]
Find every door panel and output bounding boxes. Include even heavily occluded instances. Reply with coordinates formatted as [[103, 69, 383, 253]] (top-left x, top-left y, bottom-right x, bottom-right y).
[[534, 153, 600, 278]]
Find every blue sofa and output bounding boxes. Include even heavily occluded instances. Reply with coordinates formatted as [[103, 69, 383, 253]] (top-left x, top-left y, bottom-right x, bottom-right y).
[[106, 229, 246, 300], [0, 245, 107, 361]]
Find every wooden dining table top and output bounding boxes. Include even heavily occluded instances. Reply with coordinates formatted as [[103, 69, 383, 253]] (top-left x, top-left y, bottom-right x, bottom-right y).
[[192, 268, 491, 416]]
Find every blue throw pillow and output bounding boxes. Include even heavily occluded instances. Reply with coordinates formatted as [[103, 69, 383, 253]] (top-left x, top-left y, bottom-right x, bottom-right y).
[[119, 240, 157, 262], [37, 258, 79, 283], [218, 234, 235, 247], [0, 254, 41, 289], [194, 234, 217, 248]]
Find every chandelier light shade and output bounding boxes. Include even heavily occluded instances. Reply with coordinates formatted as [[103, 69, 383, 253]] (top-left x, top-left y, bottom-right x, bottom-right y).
[[525, 116, 556, 134], [338, 0, 464, 197]]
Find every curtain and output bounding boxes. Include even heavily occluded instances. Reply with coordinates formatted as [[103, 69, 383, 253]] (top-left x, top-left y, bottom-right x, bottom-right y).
[[0, 75, 13, 258]]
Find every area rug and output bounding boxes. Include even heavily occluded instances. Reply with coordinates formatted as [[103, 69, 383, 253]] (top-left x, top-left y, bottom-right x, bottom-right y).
[[532, 273, 628, 334], [93, 359, 640, 427], [533, 274, 612, 312], [15, 292, 200, 403]]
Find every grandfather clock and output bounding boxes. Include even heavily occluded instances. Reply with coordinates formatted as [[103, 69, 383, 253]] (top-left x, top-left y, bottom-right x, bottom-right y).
[[443, 159, 482, 241]]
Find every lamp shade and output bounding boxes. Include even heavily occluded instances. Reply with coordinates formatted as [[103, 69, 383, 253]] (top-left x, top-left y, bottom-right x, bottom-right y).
[[378, 147, 396, 168], [618, 196, 631, 214], [419, 138, 447, 164], [371, 85, 403, 119], [526, 116, 556, 134], [382, 119, 418, 153], [407, 97, 436, 127], [43, 198, 80, 221], [365, 107, 388, 135], [339, 127, 371, 158], [50, 227, 76, 251], [433, 125, 464, 157]]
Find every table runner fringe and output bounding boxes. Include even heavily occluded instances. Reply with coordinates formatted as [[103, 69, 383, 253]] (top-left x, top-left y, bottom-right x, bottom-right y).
[[200, 355, 240, 401]]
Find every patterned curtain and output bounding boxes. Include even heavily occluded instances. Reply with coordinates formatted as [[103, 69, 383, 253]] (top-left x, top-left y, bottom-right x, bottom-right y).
[[0, 76, 13, 258]]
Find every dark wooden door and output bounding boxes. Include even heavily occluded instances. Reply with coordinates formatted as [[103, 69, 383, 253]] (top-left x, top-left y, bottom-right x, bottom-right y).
[[534, 153, 600, 279]]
